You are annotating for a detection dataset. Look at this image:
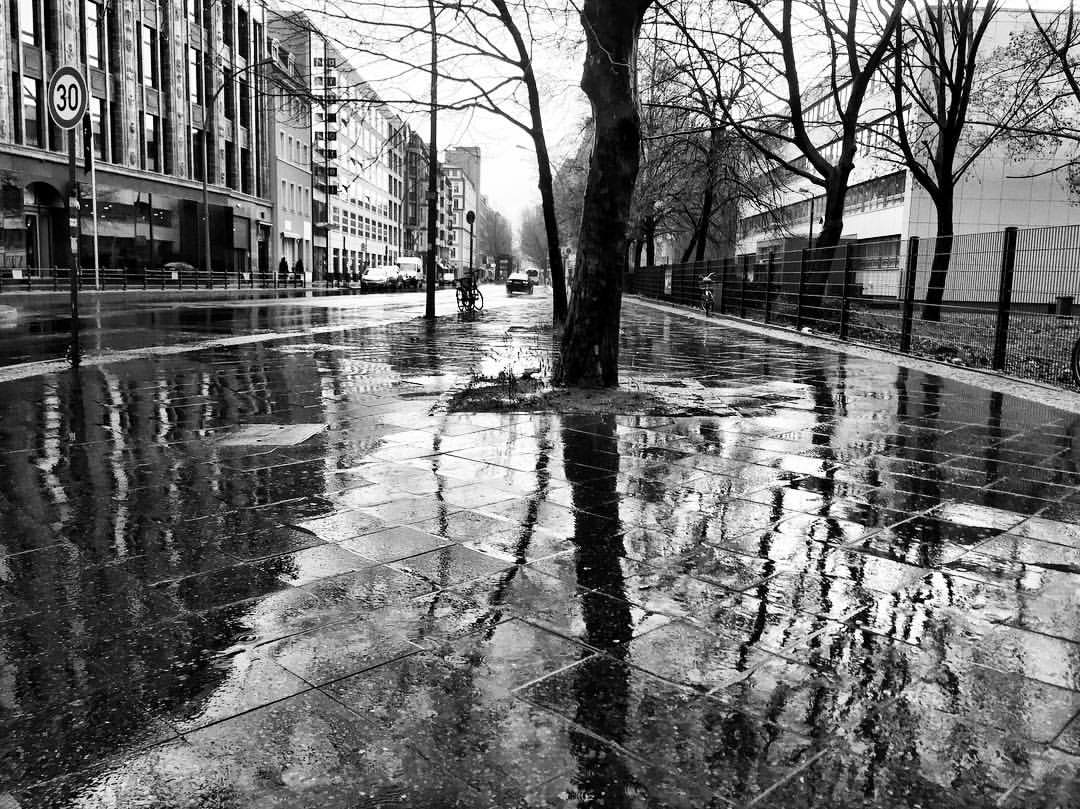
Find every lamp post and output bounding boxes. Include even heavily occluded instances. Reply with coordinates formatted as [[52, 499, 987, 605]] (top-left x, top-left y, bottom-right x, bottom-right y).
[[798, 186, 818, 249], [201, 57, 275, 285], [466, 209, 475, 276]]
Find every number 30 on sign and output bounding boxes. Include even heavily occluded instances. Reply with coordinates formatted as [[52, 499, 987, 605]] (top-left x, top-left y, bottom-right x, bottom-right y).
[[48, 66, 88, 129]]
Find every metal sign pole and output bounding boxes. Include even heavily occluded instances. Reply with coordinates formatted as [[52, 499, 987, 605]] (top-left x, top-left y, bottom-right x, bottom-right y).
[[68, 129, 81, 365]]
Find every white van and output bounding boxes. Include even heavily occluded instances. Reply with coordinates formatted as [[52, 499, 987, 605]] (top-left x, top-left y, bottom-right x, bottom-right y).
[[396, 256, 424, 288]]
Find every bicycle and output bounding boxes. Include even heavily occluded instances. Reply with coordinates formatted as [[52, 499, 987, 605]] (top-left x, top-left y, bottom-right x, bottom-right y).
[[699, 272, 715, 317], [456, 275, 485, 314]]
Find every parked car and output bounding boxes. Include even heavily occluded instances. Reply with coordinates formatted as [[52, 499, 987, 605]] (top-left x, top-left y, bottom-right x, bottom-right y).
[[506, 270, 534, 295], [361, 265, 401, 291], [437, 262, 457, 287]]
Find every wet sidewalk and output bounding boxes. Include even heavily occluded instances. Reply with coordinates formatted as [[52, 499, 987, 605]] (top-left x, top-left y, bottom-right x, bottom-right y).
[[2, 296, 1080, 808]]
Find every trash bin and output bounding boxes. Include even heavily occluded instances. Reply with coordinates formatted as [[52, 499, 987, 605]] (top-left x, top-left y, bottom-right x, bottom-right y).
[[1056, 296, 1074, 319]]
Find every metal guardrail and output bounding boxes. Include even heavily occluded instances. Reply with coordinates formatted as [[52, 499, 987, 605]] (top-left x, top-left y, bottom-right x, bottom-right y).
[[0, 267, 309, 292], [632, 224, 1080, 390]]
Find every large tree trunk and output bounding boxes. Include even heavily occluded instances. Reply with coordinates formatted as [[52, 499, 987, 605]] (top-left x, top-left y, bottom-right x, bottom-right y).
[[559, 0, 652, 387], [922, 193, 954, 322], [644, 216, 655, 266], [802, 169, 851, 323], [693, 184, 714, 263]]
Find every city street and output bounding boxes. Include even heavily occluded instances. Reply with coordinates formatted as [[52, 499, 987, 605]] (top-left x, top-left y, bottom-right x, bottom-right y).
[[1, 289, 1080, 808]]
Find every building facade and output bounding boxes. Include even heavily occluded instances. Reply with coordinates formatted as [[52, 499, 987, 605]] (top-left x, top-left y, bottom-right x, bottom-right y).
[[1, 0, 275, 275], [443, 146, 480, 272], [266, 23, 312, 281]]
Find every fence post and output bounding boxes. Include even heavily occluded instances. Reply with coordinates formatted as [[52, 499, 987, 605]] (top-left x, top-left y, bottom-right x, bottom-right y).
[[796, 249, 808, 330], [764, 251, 775, 324], [992, 226, 1019, 371], [717, 257, 727, 314], [53, 266, 59, 292], [899, 236, 920, 353], [740, 254, 749, 318], [839, 244, 853, 340]]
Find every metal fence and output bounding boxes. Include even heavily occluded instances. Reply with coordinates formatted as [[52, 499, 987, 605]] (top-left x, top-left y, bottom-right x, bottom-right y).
[[629, 224, 1080, 390], [0, 266, 310, 292]]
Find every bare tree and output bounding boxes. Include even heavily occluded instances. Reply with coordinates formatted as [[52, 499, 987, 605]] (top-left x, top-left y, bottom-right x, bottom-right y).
[[560, 0, 654, 387], [712, 0, 906, 299], [888, 1, 1052, 321]]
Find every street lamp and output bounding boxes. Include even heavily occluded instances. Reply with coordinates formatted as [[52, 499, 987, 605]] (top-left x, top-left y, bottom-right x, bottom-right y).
[[466, 209, 475, 275], [798, 186, 819, 248], [201, 57, 276, 285]]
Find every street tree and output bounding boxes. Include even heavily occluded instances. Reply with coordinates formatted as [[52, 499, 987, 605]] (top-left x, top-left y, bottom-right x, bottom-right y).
[[559, 0, 655, 387], [713, 0, 906, 298], [887, 1, 1054, 321]]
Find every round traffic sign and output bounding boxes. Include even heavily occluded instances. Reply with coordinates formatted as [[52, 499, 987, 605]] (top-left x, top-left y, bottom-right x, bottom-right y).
[[47, 66, 88, 129]]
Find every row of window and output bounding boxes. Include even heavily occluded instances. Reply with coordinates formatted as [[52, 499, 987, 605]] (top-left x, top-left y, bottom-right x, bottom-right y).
[[330, 207, 399, 244], [278, 131, 309, 166], [280, 180, 310, 215], [330, 248, 398, 274]]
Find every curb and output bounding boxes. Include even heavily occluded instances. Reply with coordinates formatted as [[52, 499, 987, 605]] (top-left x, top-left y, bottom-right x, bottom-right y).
[[627, 295, 1080, 416]]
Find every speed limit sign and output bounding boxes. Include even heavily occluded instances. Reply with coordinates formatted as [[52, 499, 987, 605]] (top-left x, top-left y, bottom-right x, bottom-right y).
[[48, 66, 88, 129]]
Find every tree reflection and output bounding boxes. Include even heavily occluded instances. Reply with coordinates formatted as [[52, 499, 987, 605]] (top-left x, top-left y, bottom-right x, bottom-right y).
[[561, 413, 635, 808]]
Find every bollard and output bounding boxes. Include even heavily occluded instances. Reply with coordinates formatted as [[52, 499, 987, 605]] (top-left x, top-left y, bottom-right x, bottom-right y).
[[796, 249, 808, 330], [991, 227, 1019, 371], [839, 244, 853, 339], [764, 251, 775, 323], [899, 236, 920, 353]]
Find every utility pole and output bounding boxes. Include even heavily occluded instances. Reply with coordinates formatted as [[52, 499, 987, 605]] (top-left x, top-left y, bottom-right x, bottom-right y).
[[424, 0, 438, 319]]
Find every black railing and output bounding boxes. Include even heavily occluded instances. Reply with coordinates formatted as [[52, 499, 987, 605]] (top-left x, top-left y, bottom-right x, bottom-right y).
[[0, 267, 311, 292], [630, 224, 1080, 390]]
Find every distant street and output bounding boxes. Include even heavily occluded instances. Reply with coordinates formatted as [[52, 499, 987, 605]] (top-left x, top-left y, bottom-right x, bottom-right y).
[[0, 284, 547, 373]]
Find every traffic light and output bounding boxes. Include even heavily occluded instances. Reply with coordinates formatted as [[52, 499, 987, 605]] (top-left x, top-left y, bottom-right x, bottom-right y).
[[82, 114, 93, 173]]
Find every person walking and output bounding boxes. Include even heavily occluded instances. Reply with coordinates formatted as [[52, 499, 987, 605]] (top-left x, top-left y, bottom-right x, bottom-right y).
[[294, 257, 304, 287], [278, 256, 288, 286]]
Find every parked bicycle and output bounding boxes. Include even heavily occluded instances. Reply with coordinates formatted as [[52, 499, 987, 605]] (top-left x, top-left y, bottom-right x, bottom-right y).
[[456, 274, 484, 314], [699, 272, 715, 317]]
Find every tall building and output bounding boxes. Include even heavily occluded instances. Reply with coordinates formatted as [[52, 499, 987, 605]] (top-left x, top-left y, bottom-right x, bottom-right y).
[[1, 0, 275, 275], [265, 24, 312, 281], [404, 133, 453, 272], [443, 146, 480, 272], [309, 39, 403, 282]]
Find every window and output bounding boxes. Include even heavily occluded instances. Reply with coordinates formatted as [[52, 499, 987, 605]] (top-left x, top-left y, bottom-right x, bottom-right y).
[[21, 77, 41, 147], [18, 0, 39, 44], [140, 25, 159, 88], [240, 147, 252, 194], [222, 69, 234, 120], [221, 0, 233, 48], [237, 7, 248, 59], [142, 113, 158, 171], [191, 127, 205, 180], [225, 142, 236, 189], [287, 136, 293, 162], [90, 97, 105, 159], [281, 180, 287, 209], [84, 0, 104, 68], [238, 79, 249, 128], [188, 48, 203, 105]]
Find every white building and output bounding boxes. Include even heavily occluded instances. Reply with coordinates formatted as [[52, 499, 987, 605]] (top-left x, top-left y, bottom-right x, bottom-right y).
[[735, 8, 1080, 298], [444, 146, 481, 272], [312, 39, 403, 280]]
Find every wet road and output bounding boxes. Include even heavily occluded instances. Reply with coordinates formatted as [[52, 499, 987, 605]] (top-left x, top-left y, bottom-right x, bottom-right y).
[[0, 286, 468, 370], [1, 289, 1080, 807]]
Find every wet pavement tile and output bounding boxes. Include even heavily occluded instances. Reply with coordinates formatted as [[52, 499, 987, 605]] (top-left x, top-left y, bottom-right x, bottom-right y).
[[388, 543, 516, 589], [154, 558, 295, 613], [338, 524, 453, 563], [177, 689, 478, 808], [270, 542, 372, 586], [0, 690, 178, 792], [519, 654, 823, 806], [291, 507, 384, 541], [258, 611, 424, 686], [298, 563, 436, 617]]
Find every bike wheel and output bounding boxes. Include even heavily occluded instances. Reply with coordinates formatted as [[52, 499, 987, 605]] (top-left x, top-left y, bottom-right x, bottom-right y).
[[1071, 336, 1080, 387], [474, 288, 484, 311]]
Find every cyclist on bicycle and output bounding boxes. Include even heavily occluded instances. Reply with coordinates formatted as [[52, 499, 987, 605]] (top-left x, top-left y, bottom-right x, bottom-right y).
[[699, 272, 715, 316]]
